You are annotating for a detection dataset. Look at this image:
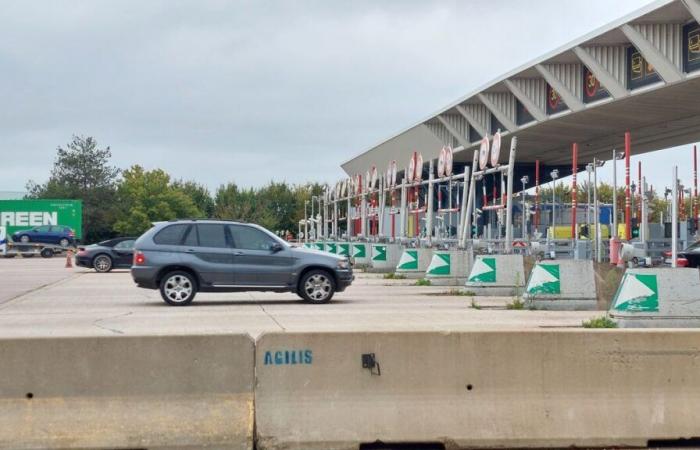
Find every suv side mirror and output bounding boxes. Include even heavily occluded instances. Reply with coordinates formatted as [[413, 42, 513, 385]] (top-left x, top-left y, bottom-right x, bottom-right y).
[[271, 242, 284, 253]]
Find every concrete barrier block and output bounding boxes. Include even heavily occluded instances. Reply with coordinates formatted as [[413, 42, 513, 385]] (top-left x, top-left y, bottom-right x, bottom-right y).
[[255, 330, 700, 450], [0, 334, 255, 449], [425, 249, 472, 285], [368, 243, 402, 272], [395, 248, 433, 278], [465, 254, 525, 296], [610, 267, 700, 327], [524, 259, 598, 310]]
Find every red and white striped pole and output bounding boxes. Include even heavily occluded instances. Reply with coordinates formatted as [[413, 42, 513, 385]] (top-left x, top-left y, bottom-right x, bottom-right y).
[[571, 143, 578, 240], [625, 131, 632, 241]]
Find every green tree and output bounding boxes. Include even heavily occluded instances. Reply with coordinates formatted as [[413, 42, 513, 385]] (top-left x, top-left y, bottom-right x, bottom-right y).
[[26, 135, 120, 242], [172, 180, 215, 217], [113, 165, 202, 235]]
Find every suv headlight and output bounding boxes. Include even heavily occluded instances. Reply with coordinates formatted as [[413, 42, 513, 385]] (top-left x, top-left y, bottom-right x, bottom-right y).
[[337, 259, 350, 270]]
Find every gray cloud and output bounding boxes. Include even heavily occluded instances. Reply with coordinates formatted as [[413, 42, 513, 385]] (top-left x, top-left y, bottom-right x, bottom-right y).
[[3, 0, 675, 194]]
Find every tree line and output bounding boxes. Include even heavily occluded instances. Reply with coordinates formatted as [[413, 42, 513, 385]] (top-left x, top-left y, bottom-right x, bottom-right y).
[[26, 136, 324, 243]]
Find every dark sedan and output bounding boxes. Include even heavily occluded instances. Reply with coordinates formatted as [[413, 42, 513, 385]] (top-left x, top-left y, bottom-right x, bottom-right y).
[[675, 241, 700, 268], [76, 237, 137, 272]]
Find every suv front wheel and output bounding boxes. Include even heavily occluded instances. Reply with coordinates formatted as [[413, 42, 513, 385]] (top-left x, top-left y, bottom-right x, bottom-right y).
[[298, 269, 335, 304], [160, 271, 197, 306]]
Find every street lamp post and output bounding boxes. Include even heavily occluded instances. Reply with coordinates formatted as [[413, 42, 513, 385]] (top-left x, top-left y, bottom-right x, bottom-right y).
[[612, 150, 624, 239], [550, 169, 559, 234], [593, 158, 605, 262], [304, 200, 310, 243], [521, 175, 529, 239]]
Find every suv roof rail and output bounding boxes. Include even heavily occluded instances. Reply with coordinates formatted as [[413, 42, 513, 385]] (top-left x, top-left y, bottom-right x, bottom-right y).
[[167, 218, 247, 223]]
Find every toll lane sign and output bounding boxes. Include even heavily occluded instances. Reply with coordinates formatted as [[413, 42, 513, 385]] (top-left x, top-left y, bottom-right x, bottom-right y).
[[397, 250, 418, 270], [372, 245, 387, 262], [468, 257, 496, 283], [612, 273, 659, 312], [427, 253, 451, 276], [526, 264, 560, 295]]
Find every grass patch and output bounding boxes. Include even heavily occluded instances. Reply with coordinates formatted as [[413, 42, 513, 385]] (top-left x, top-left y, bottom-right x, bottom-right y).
[[582, 316, 618, 328], [383, 273, 406, 280], [414, 278, 432, 286], [506, 298, 525, 310], [470, 299, 481, 310], [444, 288, 475, 296]]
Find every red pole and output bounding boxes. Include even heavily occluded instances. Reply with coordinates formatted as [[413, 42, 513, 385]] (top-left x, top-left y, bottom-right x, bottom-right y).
[[637, 161, 642, 221], [535, 160, 540, 228], [571, 143, 578, 239], [625, 132, 632, 241]]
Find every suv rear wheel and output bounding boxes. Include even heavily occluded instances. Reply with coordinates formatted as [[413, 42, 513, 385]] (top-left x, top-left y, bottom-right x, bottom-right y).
[[299, 269, 335, 304], [160, 271, 197, 306]]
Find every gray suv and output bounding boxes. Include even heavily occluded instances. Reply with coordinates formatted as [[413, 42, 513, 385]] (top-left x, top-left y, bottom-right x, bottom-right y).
[[131, 219, 353, 306]]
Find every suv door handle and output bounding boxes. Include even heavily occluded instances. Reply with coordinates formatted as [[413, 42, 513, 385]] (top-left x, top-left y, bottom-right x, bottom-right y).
[[233, 251, 244, 256], [185, 248, 196, 253]]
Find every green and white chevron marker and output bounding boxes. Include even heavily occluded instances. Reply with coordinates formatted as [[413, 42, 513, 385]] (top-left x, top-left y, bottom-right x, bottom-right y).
[[372, 245, 387, 262], [302, 243, 312, 249], [526, 264, 560, 295], [327, 242, 337, 254], [352, 243, 366, 258], [397, 249, 418, 270], [314, 242, 325, 251], [467, 257, 496, 283], [612, 273, 659, 312], [427, 253, 451, 276], [337, 243, 350, 257]]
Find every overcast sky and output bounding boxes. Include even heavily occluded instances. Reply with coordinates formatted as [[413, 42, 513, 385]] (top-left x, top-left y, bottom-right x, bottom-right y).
[[2, 0, 693, 194]]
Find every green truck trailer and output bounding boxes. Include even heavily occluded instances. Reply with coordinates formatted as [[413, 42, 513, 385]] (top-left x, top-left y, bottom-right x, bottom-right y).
[[0, 200, 83, 239]]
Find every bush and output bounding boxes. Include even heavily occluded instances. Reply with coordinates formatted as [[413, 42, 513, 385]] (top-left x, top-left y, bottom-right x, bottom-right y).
[[414, 278, 432, 286]]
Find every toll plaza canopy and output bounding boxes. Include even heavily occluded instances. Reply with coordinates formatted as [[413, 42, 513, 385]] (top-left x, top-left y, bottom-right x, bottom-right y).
[[342, 0, 700, 178]]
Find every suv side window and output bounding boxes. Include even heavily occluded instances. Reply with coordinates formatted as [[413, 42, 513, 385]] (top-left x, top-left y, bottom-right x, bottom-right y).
[[196, 224, 228, 248], [154, 224, 189, 245], [228, 225, 276, 251]]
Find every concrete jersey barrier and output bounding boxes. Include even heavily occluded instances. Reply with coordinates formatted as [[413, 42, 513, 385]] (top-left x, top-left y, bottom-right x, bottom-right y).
[[610, 267, 700, 327], [395, 248, 433, 278], [368, 243, 402, 272], [523, 259, 598, 310], [255, 330, 700, 450], [425, 249, 472, 285], [0, 334, 255, 450], [465, 254, 525, 296]]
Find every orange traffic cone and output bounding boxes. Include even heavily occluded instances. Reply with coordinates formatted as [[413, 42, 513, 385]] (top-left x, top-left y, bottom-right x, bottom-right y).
[[65, 248, 73, 268]]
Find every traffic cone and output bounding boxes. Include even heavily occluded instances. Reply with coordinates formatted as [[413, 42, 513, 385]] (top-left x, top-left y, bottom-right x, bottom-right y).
[[65, 248, 73, 268]]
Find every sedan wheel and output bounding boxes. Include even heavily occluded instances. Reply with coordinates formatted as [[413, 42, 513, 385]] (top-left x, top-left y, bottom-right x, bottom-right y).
[[300, 270, 335, 303], [59, 238, 70, 247], [93, 255, 112, 273], [20, 235, 30, 243]]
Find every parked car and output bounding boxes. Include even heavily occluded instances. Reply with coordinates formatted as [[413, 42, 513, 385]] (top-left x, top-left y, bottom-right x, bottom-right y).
[[131, 219, 353, 306], [12, 225, 75, 247], [664, 241, 700, 267], [75, 237, 137, 272]]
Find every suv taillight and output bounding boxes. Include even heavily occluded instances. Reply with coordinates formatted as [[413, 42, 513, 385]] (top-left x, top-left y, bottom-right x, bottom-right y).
[[134, 251, 146, 265]]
